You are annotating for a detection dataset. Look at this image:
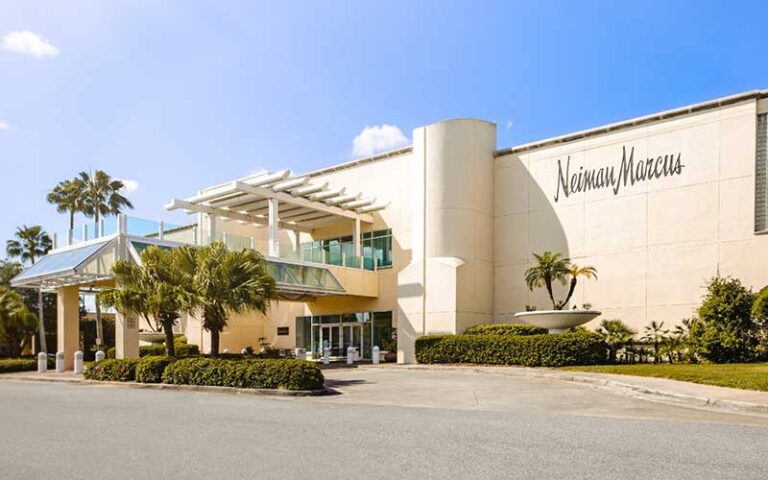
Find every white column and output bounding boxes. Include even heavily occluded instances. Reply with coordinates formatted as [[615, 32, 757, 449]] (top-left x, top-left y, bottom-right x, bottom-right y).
[[353, 218, 362, 265], [207, 213, 216, 243], [56, 286, 80, 370], [268, 198, 279, 257]]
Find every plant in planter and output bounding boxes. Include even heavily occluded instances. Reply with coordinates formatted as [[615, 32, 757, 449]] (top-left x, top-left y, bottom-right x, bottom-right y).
[[516, 251, 600, 332], [381, 329, 397, 362]]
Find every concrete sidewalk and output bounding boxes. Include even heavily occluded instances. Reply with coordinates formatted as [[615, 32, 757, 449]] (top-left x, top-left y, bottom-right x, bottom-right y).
[[390, 364, 768, 415]]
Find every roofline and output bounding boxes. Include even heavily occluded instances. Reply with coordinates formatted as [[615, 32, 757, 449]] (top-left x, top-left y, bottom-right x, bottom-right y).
[[302, 146, 413, 178], [494, 89, 768, 157]]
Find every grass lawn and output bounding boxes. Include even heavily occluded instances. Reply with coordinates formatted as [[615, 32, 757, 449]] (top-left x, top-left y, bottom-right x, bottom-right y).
[[561, 363, 768, 392]]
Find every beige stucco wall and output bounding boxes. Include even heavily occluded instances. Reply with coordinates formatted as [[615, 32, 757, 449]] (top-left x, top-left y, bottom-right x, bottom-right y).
[[494, 99, 766, 332]]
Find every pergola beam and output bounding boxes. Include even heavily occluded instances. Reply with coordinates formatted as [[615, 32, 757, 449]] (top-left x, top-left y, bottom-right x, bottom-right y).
[[233, 181, 372, 222], [165, 199, 312, 233]]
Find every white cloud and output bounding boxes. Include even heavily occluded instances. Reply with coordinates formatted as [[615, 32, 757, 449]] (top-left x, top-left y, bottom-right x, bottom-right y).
[[351, 124, 409, 158], [119, 179, 139, 193], [506, 120, 514, 130], [2, 31, 59, 58], [0, 122, 8, 131]]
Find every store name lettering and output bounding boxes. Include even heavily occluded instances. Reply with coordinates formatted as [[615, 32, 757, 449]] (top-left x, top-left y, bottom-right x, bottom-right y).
[[554, 146, 684, 202]]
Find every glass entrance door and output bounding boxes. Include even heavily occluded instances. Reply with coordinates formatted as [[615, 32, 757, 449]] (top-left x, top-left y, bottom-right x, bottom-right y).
[[342, 324, 363, 359], [319, 325, 340, 356]]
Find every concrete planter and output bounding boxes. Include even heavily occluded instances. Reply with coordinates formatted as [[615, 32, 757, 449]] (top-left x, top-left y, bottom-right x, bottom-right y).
[[513, 310, 601, 333]]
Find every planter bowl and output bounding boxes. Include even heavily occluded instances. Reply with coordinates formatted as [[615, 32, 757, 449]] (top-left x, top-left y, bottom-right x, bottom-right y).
[[513, 310, 601, 333]]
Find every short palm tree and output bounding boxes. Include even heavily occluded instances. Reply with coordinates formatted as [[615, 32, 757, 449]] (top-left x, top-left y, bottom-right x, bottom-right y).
[[6, 225, 52, 353], [524, 251, 572, 309], [0, 287, 37, 356], [562, 264, 598, 308], [99, 246, 186, 356], [596, 319, 635, 363], [78, 170, 134, 348], [175, 242, 277, 356], [642, 320, 669, 363], [46, 178, 86, 233]]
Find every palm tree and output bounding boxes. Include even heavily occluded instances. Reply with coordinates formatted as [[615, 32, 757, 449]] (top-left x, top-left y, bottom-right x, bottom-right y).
[[524, 251, 571, 309], [0, 287, 37, 356], [6, 225, 52, 353], [46, 178, 86, 234], [99, 246, 186, 356], [176, 242, 277, 356], [596, 319, 635, 363], [561, 264, 598, 309], [642, 320, 669, 363], [78, 170, 134, 348]]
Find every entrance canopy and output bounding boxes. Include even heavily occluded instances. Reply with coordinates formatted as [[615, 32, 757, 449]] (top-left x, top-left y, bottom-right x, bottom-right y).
[[10, 239, 115, 290], [11, 232, 347, 297], [164, 170, 387, 231]]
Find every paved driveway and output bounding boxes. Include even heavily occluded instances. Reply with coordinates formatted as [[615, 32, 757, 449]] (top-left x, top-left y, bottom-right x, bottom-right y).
[[2, 366, 768, 480]]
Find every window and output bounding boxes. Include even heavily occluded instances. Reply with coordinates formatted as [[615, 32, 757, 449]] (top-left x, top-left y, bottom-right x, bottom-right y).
[[756, 113, 768, 233], [301, 228, 393, 270]]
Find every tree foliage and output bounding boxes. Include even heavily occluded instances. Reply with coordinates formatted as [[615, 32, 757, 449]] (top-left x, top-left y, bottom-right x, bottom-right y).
[[524, 251, 597, 310]]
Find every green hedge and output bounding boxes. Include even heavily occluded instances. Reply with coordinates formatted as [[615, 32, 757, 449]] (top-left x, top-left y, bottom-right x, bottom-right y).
[[106, 343, 200, 359], [162, 358, 324, 391], [464, 324, 548, 336], [415, 332, 607, 367], [0, 357, 37, 373], [135, 356, 177, 383], [84, 358, 139, 382]]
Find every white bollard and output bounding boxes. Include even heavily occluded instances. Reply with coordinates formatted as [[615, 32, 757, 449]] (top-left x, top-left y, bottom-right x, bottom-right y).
[[95, 350, 105, 362], [241, 348, 248, 355], [55, 351, 65, 373], [74, 351, 84, 374], [346, 346, 355, 365], [37, 352, 47, 373], [322, 347, 330, 365], [294, 348, 306, 360], [372, 346, 380, 365], [223, 348, 230, 354]]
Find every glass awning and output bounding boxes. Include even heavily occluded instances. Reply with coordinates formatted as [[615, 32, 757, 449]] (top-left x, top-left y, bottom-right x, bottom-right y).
[[11, 239, 115, 289], [11, 236, 347, 297]]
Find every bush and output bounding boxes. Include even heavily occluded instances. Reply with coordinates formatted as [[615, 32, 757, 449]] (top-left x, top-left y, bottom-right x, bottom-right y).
[[135, 356, 176, 383], [464, 323, 548, 336], [415, 332, 606, 367], [106, 343, 200, 359], [691, 276, 759, 363], [84, 358, 139, 382], [0, 357, 37, 373], [162, 358, 324, 390]]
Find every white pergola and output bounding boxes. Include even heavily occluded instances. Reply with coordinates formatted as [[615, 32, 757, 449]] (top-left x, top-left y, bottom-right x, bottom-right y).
[[165, 170, 387, 257]]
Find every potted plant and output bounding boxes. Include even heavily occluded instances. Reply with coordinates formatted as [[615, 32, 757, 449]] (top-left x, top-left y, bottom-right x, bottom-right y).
[[380, 329, 397, 362], [514, 251, 601, 332]]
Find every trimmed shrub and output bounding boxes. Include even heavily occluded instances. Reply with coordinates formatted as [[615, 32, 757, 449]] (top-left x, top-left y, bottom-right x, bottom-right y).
[[0, 357, 37, 373], [135, 356, 177, 383], [464, 324, 548, 336], [415, 332, 606, 367], [106, 343, 200, 359], [162, 358, 324, 390], [84, 358, 139, 382]]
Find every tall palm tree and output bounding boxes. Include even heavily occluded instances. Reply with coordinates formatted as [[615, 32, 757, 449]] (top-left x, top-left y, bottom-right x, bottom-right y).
[[6, 225, 52, 353], [99, 246, 186, 357], [78, 170, 134, 348], [0, 287, 37, 356], [642, 320, 669, 363], [561, 263, 598, 308], [175, 242, 277, 356], [46, 178, 86, 234], [524, 251, 571, 310]]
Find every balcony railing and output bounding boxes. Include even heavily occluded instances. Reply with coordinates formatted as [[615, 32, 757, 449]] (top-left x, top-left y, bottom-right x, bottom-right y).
[[50, 216, 377, 271]]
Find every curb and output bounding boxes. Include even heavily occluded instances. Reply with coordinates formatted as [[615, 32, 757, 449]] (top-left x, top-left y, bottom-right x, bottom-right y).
[[0, 374, 333, 397], [381, 364, 768, 416]]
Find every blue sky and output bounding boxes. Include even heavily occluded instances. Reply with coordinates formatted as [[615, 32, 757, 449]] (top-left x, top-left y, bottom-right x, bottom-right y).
[[2, 0, 768, 256]]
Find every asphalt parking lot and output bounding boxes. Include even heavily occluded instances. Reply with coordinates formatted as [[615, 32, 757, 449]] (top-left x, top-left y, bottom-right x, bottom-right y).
[[2, 366, 767, 480]]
